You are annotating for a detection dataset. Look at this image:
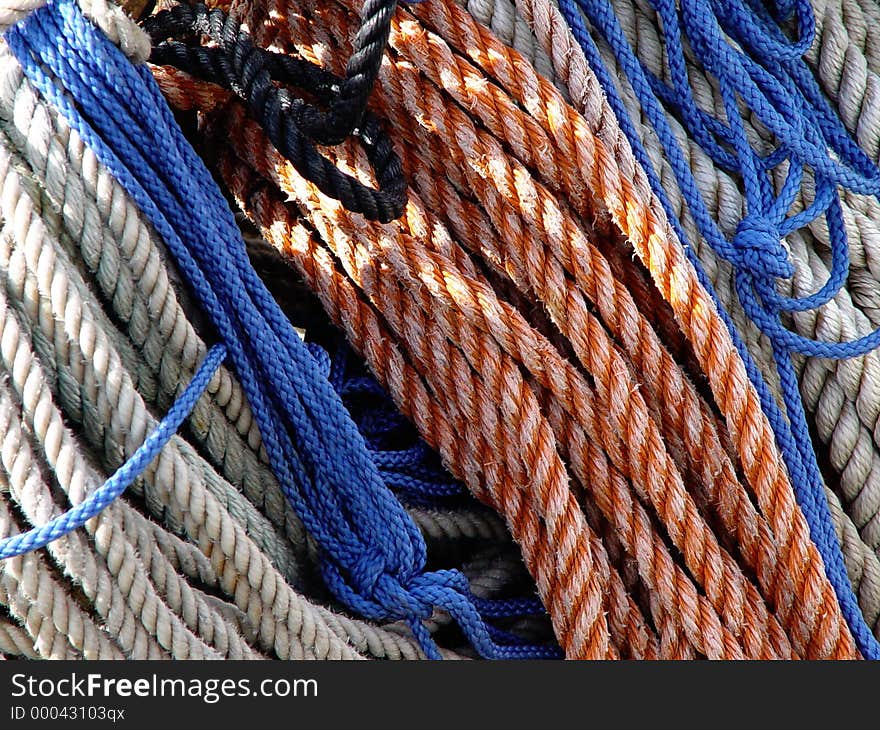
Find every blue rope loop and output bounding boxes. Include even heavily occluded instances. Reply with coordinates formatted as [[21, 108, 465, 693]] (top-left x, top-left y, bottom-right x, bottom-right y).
[[4, 0, 558, 659], [558, 0, 880, 657], [0, 344, 227, 560], [314, 341, 465, 502]]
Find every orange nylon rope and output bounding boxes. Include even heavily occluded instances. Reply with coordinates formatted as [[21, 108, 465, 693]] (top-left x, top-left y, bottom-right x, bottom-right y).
[[149, 0, 860, 658]]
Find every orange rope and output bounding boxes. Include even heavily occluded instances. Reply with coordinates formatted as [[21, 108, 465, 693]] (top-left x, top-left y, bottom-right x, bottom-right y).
[[150, 0, 860, 658]]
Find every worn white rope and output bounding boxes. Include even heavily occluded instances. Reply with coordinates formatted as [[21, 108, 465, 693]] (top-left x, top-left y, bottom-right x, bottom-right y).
[[0, 124, 306, 597], [0, 125, 439, 660], [0, 45, 311, 581], [0, 227, 251, 659], [0, 468, 123, 659], [0, 616, 41, 658], [0, 354, 219, 659]]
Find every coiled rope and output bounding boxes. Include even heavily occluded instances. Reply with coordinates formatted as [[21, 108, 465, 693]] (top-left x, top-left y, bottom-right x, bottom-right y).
[[158, 0, 861, 657], [1, 0, 554, 659], [0, 339, 226, 560], [2, 0, 874, 661], [543, 0, 880, 656], [460, 0, 880, 639], [145, 1, 408, 222], [0, 37, 452, 656]]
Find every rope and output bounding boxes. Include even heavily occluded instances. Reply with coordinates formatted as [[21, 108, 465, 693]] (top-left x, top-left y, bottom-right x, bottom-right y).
[[165, 0, 861, 657], [0, 342, 226, 560], [1, 0, 872, 661], [0, 616, 41, 658], [3, 0, 552, 659], [455, 0, 880, 640], [544, 4, 876, 653], [0, 0, 150, 57], [0, 5, 484, 661], [0, 36, 314, 572], [144, 2, 407, 222], [478, 0, 880, 639]]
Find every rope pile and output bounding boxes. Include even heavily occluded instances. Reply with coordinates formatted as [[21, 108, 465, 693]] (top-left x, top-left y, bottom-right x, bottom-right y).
[[2, 0, 880, 660]]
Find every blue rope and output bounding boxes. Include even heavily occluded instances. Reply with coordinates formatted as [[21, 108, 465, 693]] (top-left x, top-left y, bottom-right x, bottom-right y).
[[0, 344, 227, 560], [4, 0, 559, 659], [557, 0, 880, 656], [317, 341, 465, 501], [313, 338, 559, 644]]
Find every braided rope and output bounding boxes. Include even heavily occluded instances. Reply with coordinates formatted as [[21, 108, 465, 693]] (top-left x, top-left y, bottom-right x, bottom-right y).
[[0, 0, 149, 57], [0, 11, 479, 659], [222, 161, 642, 659], [507, 0, 880, 634], [0, 43, 311, 572], [4, 0, 874, 660], [463, 0, 880, 639], [0, 481, 123, 659], [160, 0, 860, 651], [591, 1, 880, 575], [0, 336, 225, 659]]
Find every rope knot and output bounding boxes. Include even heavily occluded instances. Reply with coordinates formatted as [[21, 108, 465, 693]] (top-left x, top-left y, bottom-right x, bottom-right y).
[[729, 215, 794, 279]]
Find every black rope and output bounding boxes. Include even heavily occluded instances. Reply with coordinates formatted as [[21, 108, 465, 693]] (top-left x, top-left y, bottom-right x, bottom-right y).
[[143, 2, 407, 223]]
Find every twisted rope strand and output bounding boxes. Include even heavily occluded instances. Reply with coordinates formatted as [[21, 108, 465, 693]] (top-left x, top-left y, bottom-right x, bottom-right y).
[[208, 0, 860, 656], [0, 481, 123, 658], [1, 0, 502, 656], [186, 45, 784, 660], [0, 43, 311, 569], [0, 616, 41, 658], [505, 0, 880, 636], [465, 0, 860, 656], [215, 147, 647, 658]]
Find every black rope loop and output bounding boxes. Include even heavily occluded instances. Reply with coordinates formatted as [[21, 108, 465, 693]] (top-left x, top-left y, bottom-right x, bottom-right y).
[[143, 2, 407, 222]]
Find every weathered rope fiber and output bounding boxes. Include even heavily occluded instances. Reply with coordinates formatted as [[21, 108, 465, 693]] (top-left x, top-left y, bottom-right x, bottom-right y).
[[536, 0, 876, 641], [165, 0, 861, 657], [146, 1, 408, 221], [0, 0, 544, 655], [3, 0, 874, 661], [2, 1, 488, 657], [454, 0, 880, 641]]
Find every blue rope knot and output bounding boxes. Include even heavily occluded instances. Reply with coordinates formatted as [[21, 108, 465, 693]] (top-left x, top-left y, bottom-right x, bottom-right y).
[[322, 553, 461, 624], [729, 214, 794, 280], [557, 0, 880, 657], [376, 572, 459, 622]]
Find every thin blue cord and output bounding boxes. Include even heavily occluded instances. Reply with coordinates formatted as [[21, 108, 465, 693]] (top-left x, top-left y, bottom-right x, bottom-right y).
[[318, 341, 466, 501], [557, 0, 880, 656], [4, 0, 559, 659], [0, 344, 227, 560]]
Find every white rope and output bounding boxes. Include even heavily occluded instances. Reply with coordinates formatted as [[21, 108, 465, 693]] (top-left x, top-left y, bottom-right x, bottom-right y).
[[0, 469, 123, 659]]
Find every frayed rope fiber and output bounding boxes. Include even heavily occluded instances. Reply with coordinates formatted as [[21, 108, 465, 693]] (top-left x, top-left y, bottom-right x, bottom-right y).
[[3, 0, 880, 660], [462, 0, 880, 642], [553, 0, 880, 658], [1, 0, 558, 659], [150, 0, 864, 658]]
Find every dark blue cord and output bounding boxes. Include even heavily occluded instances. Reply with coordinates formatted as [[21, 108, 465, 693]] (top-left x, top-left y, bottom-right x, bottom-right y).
[[317, 341, 466, 501]]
